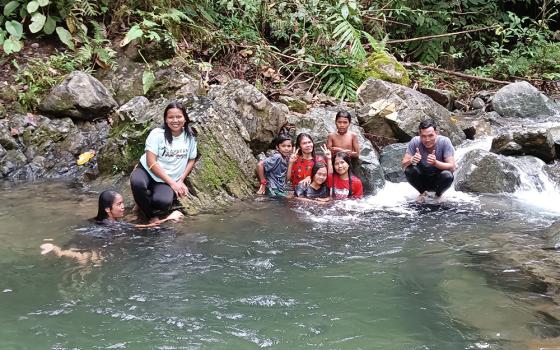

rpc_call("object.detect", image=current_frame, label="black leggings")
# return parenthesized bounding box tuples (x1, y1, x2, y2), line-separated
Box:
(130, 165, 174, 219)
(404, 165, 454, 197)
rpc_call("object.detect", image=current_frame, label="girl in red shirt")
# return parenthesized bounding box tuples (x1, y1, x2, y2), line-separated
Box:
(287, 133, 326, 188)
(328, 152, 363, 199)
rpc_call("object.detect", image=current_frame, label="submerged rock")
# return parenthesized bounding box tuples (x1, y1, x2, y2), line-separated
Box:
(39, 71, 117, 120)
(356, 78, 465, 145)
(454, 150, 521, 193)
(492, 81, 560, 119)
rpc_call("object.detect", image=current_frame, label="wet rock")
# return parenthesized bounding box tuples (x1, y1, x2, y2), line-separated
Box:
(286, 107, 385, 194)
(544, 162, 560, 188)
(418, 87, 455, 111)
(491, 127, 556, 162)
(454, 150, 521, 193)
(0, 149, 27, 177)
(39, 71, 117, 120)
(0, 120, 20, 150)
(492, 81, 560, 119)
(379, 143, 407, 182)
(209, 80, 288, 154)
(356, 78, 465, 145)
(548, 126, 560, 159)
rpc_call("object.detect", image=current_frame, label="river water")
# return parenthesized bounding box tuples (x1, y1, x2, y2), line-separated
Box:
(1, 177, 560, 349)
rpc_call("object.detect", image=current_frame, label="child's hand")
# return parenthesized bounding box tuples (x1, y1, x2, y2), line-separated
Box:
(321, 144, 331, 159)
(257, 184, 266, 195)
(289, 147, 299, 164)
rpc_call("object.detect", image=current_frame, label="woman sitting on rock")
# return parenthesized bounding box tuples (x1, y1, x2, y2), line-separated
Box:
(130, 101, 197, 223)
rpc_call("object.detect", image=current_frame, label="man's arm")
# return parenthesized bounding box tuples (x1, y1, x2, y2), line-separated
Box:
(401, 152, 413, 170)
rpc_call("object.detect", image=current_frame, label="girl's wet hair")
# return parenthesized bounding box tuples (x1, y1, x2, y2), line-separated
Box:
(163, 101, 194, 144)
(273, 133, 293, 148)
(295, 133, 316, 158)
(335, 110, 351, 122)
(333, 152, 353, 197)
(311, 162, 327, 183)
(95, 190, 119, 222)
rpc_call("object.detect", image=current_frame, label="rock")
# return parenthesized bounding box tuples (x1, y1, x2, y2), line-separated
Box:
(548, 126, 560, 159)
(98, 96, 258, 215)
(379, 143, 408, 182)
(360, 52, 410, 86)
(419, 87, 455, 111)
(454, 150, 521, 193)
(0, 119, 20, 150)
(209, 80, 288, 153)
(39, 71, 117, 120)
(452, 110, 493, 140)
(0, 82, 18, 103)
(492, 81, 560, 119)
(286, 107, 385, 194)
(0, 149, 27, 177)
(278, 95, 308, 114)
(471, 97, 485, 110)
(97, 57, 145, 105)
(491, 127, 556, 162)
(116, 96, 151, 123)
(150, 67, 202, 99)
(544, 162, 560, 187)
(356, 78, 465, 145)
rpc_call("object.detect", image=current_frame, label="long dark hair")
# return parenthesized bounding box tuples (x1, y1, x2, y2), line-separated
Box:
(311, 162, 327, 185)
(273, 133, 293, 148)
(95, 190, 119, 222)
(163, 101, 193, 144)
(295, 132, 316, 159)
(333, 152, 353, 197)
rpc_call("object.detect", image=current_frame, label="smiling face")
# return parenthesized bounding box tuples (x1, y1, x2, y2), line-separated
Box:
(313, 166, 328, 185)
(334, 156, 349, 176)
(419, 126, 438, 150)
(165, 107, 186, 136)
(105, 194, 125, 221)
(277, 139, 293, 157)
(298, 136, 314, 156)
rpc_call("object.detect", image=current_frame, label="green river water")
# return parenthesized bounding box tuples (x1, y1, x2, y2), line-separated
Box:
(1, 181, 560, 349)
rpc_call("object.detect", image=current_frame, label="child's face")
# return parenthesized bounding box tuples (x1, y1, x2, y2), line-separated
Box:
(335, 117, 350, 134)
(299, 136, 314, 155)
(334, 157, 349, 175)
(277, 140, 293, 157)
(106, 194, 125, 220)
(313, 167, 328, 185)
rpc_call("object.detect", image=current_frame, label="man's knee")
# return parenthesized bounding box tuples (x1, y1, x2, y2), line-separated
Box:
(404, 165, 421, 179)
(440, 170, 454, 183)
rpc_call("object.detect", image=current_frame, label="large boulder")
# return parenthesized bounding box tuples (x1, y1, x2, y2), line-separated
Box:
(379, 143, 408, 182)
(490, 127, 556, 162)
(452, 110, 493, 140)
(454, 150, 521, 193)
(209, 80, 288, 154)
(356, 78, 465, 145)
(39, 71, 117, 120)
(492, 81, 560, 119)
(286, 107, 385, 194)
(98, 96, 258, 215)
(359, 52, 410, 86)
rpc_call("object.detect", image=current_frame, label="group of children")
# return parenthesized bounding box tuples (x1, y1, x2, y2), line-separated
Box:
(257, 111, 364, 201)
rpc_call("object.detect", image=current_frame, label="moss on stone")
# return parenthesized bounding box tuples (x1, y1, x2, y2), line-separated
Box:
(354, 52, 410, 86)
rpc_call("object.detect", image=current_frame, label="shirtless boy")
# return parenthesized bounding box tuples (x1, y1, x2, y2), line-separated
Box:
(326, 111, 360, 158)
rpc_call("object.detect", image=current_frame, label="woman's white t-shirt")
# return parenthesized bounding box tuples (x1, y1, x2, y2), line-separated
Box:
(139, 128, 197, 182)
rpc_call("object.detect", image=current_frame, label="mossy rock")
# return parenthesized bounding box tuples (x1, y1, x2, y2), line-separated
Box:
(356, 52, 410, 87)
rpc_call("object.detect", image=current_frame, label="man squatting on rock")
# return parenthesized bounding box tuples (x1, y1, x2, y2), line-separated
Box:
(401, 119, 456, 202)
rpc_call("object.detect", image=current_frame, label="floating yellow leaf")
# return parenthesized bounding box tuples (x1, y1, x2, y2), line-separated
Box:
(77, 151, 95, 165)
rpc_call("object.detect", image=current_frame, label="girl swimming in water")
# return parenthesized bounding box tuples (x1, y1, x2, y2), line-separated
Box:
(293, 145, 332, 202)
(287, 133, 326, 188)
(328, 152, 363, 199)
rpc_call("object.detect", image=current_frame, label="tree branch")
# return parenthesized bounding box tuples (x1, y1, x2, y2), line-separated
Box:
(387, 25, 498, 44)
(403, 62, 511, 85)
